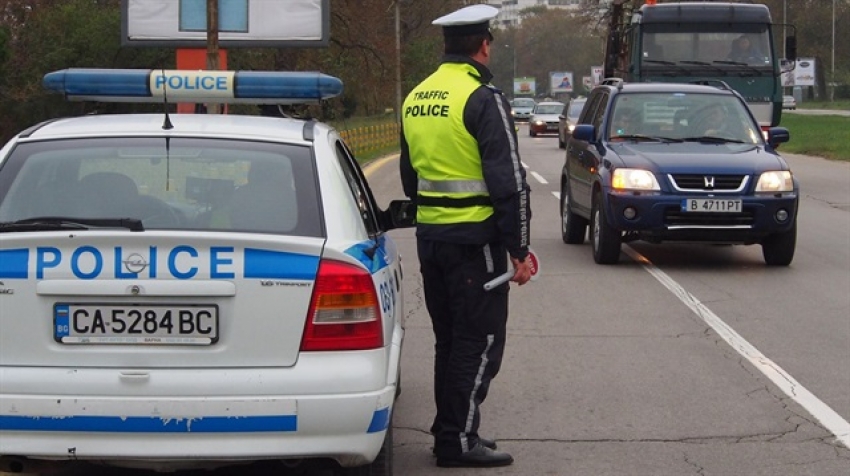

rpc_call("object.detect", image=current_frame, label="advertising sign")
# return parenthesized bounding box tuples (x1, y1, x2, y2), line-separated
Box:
(550, 72, 574, 94)
(582, 76, 593, 90)
(794, 58, 816, 87)
(591, 66, 604, 86)
(514, 77, 536, 96)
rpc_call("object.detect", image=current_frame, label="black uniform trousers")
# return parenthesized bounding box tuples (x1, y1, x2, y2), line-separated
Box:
(417, 238, 509, 458)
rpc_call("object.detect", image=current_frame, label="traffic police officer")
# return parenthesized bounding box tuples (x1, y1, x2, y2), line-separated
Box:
(399, 3, 532, 469)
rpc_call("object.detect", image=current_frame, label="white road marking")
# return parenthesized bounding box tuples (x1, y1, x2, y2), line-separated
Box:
(553, 191, 561, 200)
(623, 246, 850, 449)
(530, 171, 548, 184)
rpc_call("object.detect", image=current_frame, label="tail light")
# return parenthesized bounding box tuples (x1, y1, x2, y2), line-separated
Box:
(300, 259, 383, 351)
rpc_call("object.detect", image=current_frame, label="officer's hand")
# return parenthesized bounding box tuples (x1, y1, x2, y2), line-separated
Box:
(510, 256, 532, 286)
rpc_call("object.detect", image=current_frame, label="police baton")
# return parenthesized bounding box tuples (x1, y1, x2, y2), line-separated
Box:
(483, 248, 540, 291)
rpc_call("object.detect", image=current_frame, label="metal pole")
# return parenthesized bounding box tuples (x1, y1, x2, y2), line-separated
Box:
(831, 0, 835, 101)
(782, 0, 786, 59)
(206, 0, 220, 114)
(395, 1, 402, 122)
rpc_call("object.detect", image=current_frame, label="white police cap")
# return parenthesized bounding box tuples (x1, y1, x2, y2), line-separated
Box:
(432, 4, 499, 38)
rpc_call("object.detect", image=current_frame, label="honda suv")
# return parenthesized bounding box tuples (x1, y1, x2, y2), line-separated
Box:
(561, 79, 797, 265)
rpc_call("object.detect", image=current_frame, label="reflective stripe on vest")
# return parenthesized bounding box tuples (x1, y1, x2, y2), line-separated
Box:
(402, 63, 493, 225)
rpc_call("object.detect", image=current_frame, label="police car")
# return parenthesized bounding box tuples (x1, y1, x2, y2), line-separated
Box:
(0, 69, 414, 474)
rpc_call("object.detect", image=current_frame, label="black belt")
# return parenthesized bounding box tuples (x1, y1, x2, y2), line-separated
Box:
(416, 195, 492, 208)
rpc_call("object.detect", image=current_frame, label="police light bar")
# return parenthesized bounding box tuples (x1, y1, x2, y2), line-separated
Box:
(43, 69, 343, 105)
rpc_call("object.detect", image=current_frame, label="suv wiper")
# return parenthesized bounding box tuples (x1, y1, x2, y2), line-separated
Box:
(681, 136, 747, 144)
(0, 217, 144, 232)
(612, 134, 683, 143)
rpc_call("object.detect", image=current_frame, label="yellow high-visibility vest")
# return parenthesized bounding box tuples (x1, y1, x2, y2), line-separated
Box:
(402, 62, 493, 225)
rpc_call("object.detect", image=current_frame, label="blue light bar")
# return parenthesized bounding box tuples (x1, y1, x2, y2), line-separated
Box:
(43, 69, 343, 104)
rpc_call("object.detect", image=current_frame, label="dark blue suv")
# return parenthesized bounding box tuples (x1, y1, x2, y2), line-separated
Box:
(561, 80, 798, 265)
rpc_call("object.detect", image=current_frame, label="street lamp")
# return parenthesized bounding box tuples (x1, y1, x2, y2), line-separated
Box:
(505, 44, 516, 96)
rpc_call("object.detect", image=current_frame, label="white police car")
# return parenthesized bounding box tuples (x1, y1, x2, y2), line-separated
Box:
(0, 69, 414, 474)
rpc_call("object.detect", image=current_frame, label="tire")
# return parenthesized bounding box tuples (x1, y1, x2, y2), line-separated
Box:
(529, 129, 536, 137)
(762, 219, 796, 266)
(590, 191, 621, 264)
(339, 418, 393, 476)
(561, 181, 587, 244)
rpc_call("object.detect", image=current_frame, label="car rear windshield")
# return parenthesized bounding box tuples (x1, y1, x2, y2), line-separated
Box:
(0, 137, 323, 236)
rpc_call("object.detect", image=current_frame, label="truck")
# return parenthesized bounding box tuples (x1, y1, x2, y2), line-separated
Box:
(602, 0, 796, 127)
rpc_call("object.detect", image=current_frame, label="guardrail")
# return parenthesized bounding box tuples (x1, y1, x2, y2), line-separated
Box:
(339, 122, 400, 157)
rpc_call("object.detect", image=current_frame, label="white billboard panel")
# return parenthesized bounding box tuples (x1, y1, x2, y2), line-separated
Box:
(550, 72, 574, 94)
(514, 77, 536, 96)
(794, 58, 816, 87)
(122, 0, 330, 48)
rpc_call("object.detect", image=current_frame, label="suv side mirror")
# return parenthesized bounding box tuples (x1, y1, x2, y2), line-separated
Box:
(572, 124, 596, 144)
(766, 127, 790, 149)
(380, 199, 416, 230)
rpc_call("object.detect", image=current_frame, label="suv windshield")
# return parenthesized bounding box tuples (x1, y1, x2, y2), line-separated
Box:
(0, 137, 322, 236)
(608, 92, 761, 144)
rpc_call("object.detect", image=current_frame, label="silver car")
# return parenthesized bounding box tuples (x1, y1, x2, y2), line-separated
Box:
(558, 97, 587, 149)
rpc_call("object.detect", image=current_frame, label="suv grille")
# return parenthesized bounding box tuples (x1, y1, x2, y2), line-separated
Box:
(669, 174, 748, 192)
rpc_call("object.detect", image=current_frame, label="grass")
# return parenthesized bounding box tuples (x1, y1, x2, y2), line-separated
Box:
(794, 99, 850, 110)
(778, 113, 850, 161)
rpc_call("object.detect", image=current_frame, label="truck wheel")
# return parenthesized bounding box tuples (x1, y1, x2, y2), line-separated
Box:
(561, 182, 587, 244)
(590, 191, 621, 264)
(762, 219, 796, 266)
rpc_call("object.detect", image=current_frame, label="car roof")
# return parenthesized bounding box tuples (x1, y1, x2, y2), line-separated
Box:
(17, 113, 322, 144)
(597, 81, 738, 96)
(536, 101, 565, 106)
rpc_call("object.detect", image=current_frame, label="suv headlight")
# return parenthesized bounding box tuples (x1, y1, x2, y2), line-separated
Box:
(611, 168, 660, 191)
(755, 171, 793, 192)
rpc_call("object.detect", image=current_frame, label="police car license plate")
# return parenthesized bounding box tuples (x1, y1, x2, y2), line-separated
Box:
(682, 198, 742, 213)
(54, 304, 219, 345)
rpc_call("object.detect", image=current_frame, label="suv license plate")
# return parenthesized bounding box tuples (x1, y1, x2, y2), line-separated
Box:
(682, 198, 742, 213)
(54, 304, 219, 345)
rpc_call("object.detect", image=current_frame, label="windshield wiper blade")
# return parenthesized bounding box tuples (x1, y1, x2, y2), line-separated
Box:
(681, 136, 747, 144)
(1, 217, 145, 232)
(613, 134, 683, 143)
(711, 60, 764, 76)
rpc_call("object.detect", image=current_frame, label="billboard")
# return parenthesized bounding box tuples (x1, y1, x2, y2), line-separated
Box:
(122, 0, 330, 47)
(794, 58, 816, 87)
(591, 66, 604, 86)
(514, 77, 536, 96)
(550, 72, 573, 94)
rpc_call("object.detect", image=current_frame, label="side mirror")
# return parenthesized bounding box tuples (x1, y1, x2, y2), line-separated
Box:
(572, 124, 596, 144)
(767, 127, 790, 149)
(381, 199, 416, 230)
(785, 36, 797, 62)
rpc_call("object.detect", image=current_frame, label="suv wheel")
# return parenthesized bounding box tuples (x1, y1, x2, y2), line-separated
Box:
(590, 191, 622, 264)
(761, 219, 796, 266)
(561, 181, 587, 244)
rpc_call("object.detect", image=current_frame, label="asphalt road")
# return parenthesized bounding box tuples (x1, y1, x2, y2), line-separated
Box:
(5, 125, 849, 476)
(367, 125, 850, 475)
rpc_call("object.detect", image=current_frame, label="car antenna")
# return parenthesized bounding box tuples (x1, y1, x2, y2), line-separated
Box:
(160, 69, 173, 130)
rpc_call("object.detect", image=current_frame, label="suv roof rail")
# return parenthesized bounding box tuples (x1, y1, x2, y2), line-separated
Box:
(688, 79, 733, 91)
(600, 77, 624, 90)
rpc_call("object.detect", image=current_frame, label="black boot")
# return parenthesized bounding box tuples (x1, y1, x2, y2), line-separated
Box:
(431, 437, 497, 456)
(436, 444, 514, 468)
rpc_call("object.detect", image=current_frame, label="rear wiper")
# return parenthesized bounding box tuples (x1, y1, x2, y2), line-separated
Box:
(0, 217, 144, 232)
(681, 136, 747, 144)
(612, 134, 683, 143)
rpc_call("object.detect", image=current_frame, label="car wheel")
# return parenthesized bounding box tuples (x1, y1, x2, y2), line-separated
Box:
(761, 219, 796, 266)
(590, 191, 621, 264)
(529, 129, 536, 137)
(561, 181, 587, 244)
(339, 420, 393, 476)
